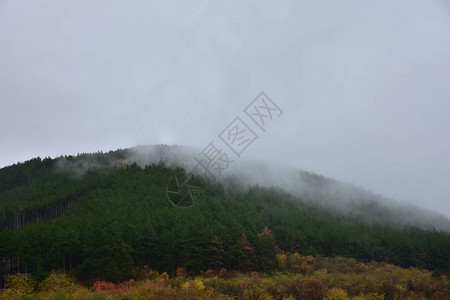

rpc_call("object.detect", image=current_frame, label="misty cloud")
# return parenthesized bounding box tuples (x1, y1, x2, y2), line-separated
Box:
(52, 144, 450, 231)
(1, 0, 449, 216)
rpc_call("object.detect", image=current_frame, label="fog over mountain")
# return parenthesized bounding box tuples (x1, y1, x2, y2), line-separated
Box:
(1, 0, 449, 217)
(53, 144, 450, 231)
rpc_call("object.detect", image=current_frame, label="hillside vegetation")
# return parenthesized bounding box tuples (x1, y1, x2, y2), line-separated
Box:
(0, 146, 449, 297)
(2, 254, 449, 299)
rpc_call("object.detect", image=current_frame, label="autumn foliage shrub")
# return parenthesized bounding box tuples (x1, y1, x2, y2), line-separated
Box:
(93, 280, 120, 292)
(160, 271, 170, 282)
(1, 254, 450, 299)
(298, 279, 328, 300)
(182, 279, 206, 291)
(324, 288, 350, 300)
(218, 268, 228, 279)
(38, 271, 78, 293)
(2, 273, 35, 296)
(205, 269, 216, 278)
(176, 267, 187, 277)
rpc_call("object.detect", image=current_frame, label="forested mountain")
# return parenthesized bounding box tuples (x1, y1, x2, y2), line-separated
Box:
(0, 145, 449, 286)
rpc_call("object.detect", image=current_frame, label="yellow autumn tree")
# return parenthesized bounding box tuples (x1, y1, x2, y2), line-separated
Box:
(2, 273, 35, 296)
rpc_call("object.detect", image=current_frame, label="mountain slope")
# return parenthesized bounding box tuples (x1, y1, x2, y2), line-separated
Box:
(0, 145, 449, 284)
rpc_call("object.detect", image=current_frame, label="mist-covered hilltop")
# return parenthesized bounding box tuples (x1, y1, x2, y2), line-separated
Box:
(0, 145, 449, 284)
(123, 145, 450, 231)
(44, 144, 450, 232)
(1, 144, 450, 231)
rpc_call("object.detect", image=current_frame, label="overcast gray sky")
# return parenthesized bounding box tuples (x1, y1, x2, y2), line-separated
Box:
(1, 0, 449, 216)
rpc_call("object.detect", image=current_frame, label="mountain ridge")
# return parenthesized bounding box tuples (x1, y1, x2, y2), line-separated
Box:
(1, 144, 449, 284)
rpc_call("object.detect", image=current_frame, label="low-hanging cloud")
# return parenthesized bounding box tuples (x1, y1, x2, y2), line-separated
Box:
(1, 0, 449, 217)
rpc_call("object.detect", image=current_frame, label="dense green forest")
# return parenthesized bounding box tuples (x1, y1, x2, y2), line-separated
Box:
(0, 148, 449, 287)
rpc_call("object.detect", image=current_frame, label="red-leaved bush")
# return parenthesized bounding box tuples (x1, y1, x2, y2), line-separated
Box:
(93, 281, 121, 292)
